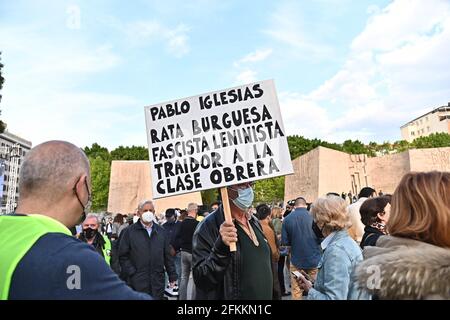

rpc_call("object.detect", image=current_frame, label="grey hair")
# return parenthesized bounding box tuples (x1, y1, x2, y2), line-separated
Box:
(83, 213, 100, 225)
(138, 200, 154, 211)
(187, 203, 198, 211)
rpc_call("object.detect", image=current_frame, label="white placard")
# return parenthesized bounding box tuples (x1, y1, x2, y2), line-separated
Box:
(144, 79, 294, 199)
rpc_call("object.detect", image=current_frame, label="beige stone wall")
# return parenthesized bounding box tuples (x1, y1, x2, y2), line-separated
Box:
(318, 147, 353, 198)
(108, 161, 203, 215)
(367, 152, 410, 195)
(284, 147, 320, 203)
(409, 147, 450, 172)
(347, 153, 372, 196)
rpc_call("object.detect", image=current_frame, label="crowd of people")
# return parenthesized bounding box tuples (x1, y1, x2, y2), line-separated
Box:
(0, 140, 449, 300)
(71, 199, 214, 299)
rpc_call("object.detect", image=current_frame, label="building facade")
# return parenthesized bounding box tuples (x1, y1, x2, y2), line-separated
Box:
(0, 131, 32, 214)
(400, 102, 450, 142)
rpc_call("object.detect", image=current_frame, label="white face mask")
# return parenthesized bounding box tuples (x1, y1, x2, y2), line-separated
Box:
(132, 215, 139, 224)
(141, 210, 155, 223)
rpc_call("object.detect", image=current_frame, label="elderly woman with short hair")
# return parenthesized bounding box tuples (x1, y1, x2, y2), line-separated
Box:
(297, 195, 366, 300)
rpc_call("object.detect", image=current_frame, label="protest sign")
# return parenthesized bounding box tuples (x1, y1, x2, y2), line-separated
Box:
(144, 79, 294, 200)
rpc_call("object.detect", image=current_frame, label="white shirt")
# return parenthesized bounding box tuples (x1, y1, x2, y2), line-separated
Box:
(321, 231, 337, 250)
(141, 221, 153, 237)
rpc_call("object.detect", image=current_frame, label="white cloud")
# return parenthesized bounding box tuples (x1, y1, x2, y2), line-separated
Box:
(235, 48, 273, 66)
(234, 69, 258, 85)
(125, 20, 191, 58)
(4, 91, 143, 149)
(0, 26, 120, 90)
(263, 2, 334, 60)
(166, 24, 191, 58)
(352, 0, 449, 52)
(366, 5, 380, 16)
(0, 24, 145, 149)
(232, 48, 273, 85)
(278, 92, 333, 139)
(279, 0, 450, 143)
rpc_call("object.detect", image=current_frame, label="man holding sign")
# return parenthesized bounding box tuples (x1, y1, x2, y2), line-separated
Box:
(191, 181, 275, 300)
(144, 80, 293, 300)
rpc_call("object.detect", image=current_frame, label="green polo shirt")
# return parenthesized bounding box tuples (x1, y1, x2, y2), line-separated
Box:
(236, 222, 273, 300)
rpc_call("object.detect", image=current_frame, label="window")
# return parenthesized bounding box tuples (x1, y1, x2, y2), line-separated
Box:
(427, 126, 431, 132)
(411, 131, 415, 136)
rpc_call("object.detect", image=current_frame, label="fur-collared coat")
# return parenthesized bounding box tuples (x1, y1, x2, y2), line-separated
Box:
(355, 235, 450, 300)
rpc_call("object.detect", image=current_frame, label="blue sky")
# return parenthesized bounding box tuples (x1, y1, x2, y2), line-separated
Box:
(1, 0, 449, 149)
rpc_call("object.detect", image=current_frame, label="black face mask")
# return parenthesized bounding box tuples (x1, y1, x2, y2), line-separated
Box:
(83, 228, 97, 239)
(74, 179, 92, 225)
(312, 221, 324, 240)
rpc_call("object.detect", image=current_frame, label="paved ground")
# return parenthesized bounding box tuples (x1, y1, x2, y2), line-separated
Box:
(166, 272, 294, 300)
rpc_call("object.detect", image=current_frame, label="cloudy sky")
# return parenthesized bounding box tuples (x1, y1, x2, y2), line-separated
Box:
(1, 0, 449, 149)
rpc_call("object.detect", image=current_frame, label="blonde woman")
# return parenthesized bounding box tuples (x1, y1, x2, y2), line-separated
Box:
(297, 195, 365, 300)
(356, 171, 450, 299)
(271, 207, 283, 238)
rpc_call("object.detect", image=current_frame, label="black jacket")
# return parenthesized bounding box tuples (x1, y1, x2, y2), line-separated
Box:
(173, 217, 199, 253)
(162, 220, 180, 249)
(360, 226, 384, 249)
(118, 220, 177, 299)
(192, 206, 276, 300)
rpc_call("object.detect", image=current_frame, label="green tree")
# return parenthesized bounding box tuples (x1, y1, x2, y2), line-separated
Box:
(342, 139, 368, 154)
(89, 156, 111, 212)
(83, 143, 151, 212)
(392, 140, 410, 153)
(287, 135, 344, 160)
(201, 189, 219, 208)
(0, 52, 6, 133)
(411, 133, 450, 149)
(254, 176, 285, 204)
(111, 145, 149, 160)
(84, 143, 111, 162)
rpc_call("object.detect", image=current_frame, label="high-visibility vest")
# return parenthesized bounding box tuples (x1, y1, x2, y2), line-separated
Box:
(101, 234, 111, 265)
(0, 214, 71, 300)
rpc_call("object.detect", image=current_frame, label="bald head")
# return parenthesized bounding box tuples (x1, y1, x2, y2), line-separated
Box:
(19, 141, 90, 203)
(294, 197, 307, 208)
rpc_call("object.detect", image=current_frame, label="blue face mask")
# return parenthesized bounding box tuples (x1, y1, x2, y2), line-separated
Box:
(232, 187, 254, 211)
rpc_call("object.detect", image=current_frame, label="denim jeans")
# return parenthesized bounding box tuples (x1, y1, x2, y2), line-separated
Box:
(179, 251, 195, 300)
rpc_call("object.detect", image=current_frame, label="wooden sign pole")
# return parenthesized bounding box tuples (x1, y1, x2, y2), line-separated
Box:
(220, 187, 237, 252)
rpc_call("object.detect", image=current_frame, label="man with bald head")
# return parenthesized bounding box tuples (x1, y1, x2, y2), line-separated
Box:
(0, 141, 150, 300)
